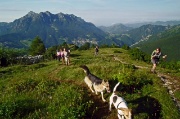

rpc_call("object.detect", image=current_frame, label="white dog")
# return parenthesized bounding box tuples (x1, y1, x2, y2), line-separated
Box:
(109, 82, 132, 119)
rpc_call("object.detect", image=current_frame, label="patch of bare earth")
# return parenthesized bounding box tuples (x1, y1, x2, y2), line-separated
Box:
(83, 90, 118, 119)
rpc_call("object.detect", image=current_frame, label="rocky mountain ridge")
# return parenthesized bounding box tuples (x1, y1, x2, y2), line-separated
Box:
(0, 11, 107, 48)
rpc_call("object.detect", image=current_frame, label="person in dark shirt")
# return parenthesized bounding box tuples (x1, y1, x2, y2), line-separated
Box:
(94, 46, 99, 56)
(151, 48, 167, 73)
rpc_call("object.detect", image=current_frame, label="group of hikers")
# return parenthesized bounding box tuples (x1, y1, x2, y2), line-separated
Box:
(55, 46, 99, 65)
(55, 46, 167, 74)
(56, 48, 70, 65)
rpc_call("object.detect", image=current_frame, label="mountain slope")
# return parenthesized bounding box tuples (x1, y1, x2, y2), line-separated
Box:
(0, 11, 107, 48)
(132, 25, 180, 61)
(105, 24, 168, 46)
(98, 23, 133, 34)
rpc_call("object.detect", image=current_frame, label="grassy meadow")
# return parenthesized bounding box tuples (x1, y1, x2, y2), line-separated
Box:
(0, 48, 180, 119)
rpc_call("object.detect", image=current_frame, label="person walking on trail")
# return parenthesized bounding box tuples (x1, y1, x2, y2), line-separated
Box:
(94, 46, 99, 56)
(151, 48, 167, 73)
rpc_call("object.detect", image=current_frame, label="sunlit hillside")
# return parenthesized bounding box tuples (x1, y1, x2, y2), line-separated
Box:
(0, 48, 180, 119)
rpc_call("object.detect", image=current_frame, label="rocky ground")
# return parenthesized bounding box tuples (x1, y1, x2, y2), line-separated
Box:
(157, 72, 180, 111)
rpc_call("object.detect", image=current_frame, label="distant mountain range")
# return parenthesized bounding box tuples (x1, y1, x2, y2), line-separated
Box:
(101, 24, 169, 46)
(98, 23, 133, 34)
(124, 20, 180, 28)
(98, 21, 180, 34)
(99, 22, 180, 61)
(0, 11, 107, 48)
(132, 25, 180, 61)
(0, 11, 180, 61)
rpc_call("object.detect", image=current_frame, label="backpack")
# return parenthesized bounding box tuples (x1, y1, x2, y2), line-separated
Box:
(95, 48, 99, 52)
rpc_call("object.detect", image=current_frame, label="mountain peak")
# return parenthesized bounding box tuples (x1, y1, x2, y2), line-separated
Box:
(0, 11, 107, 48)
(40, 11, 53, 16)
(27, 11, 37, 16)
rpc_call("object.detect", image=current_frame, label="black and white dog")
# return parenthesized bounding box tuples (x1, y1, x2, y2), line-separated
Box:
(109, 82, 132, 119)
(80, 65, 110, 102)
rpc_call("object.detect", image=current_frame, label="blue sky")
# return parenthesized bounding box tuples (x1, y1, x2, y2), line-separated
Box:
(0, 0, 180, 26)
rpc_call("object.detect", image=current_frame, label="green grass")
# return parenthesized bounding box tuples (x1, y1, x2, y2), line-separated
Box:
(0, 48, 180, 119)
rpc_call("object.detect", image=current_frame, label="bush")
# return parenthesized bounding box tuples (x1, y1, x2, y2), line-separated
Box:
(159, 61, 180, 71)
(128, 48, 150, 62)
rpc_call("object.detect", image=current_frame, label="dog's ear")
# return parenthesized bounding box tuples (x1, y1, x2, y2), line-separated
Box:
(118, 108, 132, 118)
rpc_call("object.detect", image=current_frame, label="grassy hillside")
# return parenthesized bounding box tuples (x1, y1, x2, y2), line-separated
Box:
(0, 48, 180, 119)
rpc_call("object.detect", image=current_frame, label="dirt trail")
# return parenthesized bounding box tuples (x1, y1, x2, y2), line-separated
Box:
(84, 92, 115, 119)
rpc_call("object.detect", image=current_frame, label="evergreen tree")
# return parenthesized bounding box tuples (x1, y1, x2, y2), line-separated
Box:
(29, 36, 46, 56)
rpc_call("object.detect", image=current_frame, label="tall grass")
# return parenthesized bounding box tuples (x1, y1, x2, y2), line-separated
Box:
(0, 48, 180, 119)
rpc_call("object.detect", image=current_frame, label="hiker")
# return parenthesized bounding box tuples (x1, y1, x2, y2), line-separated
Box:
(151, 48, 167, 73)
(56, 49, 61, 61)
(63, 48, 70, 65)
(60, 48, 65, 64)
(94, 46, 99, 56)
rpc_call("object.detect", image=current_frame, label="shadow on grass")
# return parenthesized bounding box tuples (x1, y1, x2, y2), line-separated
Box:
(0, 70, 11, 75)
(70, 54, 81, 57)
(83, 88, 111, 119)
(0, 99, 46, 119)
(108, 80, 161, 118)
(109, 79, 153, 94)
(130, 96, 162, 119)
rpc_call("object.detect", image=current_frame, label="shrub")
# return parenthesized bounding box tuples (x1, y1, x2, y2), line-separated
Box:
(128, 48, 150, 62)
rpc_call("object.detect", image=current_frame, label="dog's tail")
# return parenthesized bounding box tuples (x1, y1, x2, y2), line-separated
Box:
(80, 65, 90, 75)
(113, 82, 120, 93)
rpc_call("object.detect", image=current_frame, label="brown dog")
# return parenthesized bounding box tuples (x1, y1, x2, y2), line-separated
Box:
(80, 65, 110, 102)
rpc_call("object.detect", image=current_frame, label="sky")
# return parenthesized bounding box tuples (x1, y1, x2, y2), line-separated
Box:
(0, 0, 180, 26)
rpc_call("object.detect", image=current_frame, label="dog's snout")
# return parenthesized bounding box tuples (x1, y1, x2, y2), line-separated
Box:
(106, 87, 111, 93)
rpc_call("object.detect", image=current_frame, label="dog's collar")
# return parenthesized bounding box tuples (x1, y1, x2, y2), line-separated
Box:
(117, 101, 125, 119)
(117, 101, 124, 109)
(117, 101, 129, 119)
